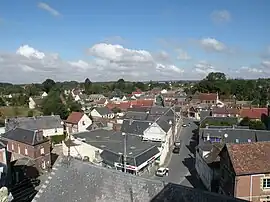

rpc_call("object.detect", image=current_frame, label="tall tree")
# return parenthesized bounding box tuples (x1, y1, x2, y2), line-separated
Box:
(84, 78, 92, 94)
(42, 79, 56, 93)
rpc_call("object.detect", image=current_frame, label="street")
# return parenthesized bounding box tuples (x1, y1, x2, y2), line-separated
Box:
(153, 118, 205, 189)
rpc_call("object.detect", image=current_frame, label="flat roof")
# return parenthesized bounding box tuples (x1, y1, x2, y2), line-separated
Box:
(72, 129, 161, 158)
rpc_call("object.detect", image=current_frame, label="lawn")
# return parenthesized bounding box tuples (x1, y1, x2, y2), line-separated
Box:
(0, 106, 42, 124)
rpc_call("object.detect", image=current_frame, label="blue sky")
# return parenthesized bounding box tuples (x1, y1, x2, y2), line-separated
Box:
(0, 0, 269, 83)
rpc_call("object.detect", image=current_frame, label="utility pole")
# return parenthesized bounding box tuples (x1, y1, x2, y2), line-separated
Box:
(123, 133, 127, 173)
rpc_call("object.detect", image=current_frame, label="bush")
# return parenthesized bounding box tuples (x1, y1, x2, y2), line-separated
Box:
(50, 134, 67, 144)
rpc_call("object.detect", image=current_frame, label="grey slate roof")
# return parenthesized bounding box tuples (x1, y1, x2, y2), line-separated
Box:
(123, 111, 148, 120)
(72, 129, 161, 166)
(121, 119, 152, 135)
(200, 116, 238, 126)
(151, 183, 247, 202)
(1, 128, 48, 145)
(5, 115, 62, 132)
(94, 107, 112, 116)
(34, 158, 247, 202)
(200, 110, 211, 121)
(200, 128, 270, 144)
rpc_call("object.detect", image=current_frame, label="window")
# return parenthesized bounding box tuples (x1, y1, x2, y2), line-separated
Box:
(40, 147, 45, 155)
(25, 148, 28, 155)
(18, 145, 20, 154)
(11, 143, 14, 150)
(41, 161, 46, 169)
(82, 121, 85, 125)
(262, 178, 270, 189)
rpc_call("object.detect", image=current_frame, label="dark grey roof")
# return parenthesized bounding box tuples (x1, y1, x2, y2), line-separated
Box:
(200, 110, 211, 121)
(94, 107, 112, 115)
(254, 130, 270, 142)
(1, 128, 48, 146)
(86, 121, 107, 131)
(5, 115, 62, 132)
(0, 140, 6, 149)
(34, 158, 247, 202)
(151, 183, 247, 202)
(34, 157, 164, 202)
(200, 128, 261, 143)
(121, 119, 152, 135)
(122, 111, 148, 120)
(72, 129, 161, 166)
(156, 117, 171, 133)
(150, 106, 171, 115)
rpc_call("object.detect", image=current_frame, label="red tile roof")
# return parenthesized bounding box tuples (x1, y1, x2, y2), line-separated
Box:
(130, 100, 153, 107)
(226, 142, 270, 175)
(239, 108, 268, 119)
(198, 93, 217, 101)
(66, 112, 84, 124)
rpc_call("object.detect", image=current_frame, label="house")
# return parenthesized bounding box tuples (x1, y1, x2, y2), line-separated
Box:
(195, 142, 223, 192)
(89, 94, 106, 102)
(62, 129, 161, 175)
(219, 142, 270, 201)
(32, 157, 247, 202)
(41, 92, 48, 98)
(239, 107, 269, 121)
(188, 106, 200, 120)
(5, 115, 64, 137)
(212, 107, 240, 118)
(65, 112, 92, 134)
(132, 89, 143, 97)
(1, 128, 51, 182)
(96, 98, 108, 107)
(90, 107, 114, 119)
(0, 141, 8, 187)
(199, 93, 218, 105)
(28, 96, 43, 109)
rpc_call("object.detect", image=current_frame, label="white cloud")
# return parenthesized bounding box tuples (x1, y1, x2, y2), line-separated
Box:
(176, 49, 191, 60)
(0, 44, 186, 83)
(193, 61, 218, 76)
(211, 10, 231, 23)
(38, 2, 61, 17)
(200, 38, 226, 52)
(261, 60, 270, 68)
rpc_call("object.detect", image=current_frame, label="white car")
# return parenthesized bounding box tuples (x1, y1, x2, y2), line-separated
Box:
(155, 167, 169, 177)
(182, 124, 187, 127)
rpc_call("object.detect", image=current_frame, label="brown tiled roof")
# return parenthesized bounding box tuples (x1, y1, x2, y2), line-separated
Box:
(239, 108, 268, 119)
(199, 93, 217, 101)
(226, 142, 270, 175)
(66, 112, 84, 124)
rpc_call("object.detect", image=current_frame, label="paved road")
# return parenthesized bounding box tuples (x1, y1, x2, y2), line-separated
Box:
(153, 118, 205, 189)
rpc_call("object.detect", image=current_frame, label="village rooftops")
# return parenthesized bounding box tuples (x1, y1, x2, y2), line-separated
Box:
(65, 111, 84, 124)
(225, 141, 270, 176)
(1, 128, 48, 146)
(33, 157, 247, 202)
(5, 115, 62, 132)
(70, 129, 161, 167)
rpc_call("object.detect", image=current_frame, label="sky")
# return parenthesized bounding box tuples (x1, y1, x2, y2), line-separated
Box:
(0, 0, 269, 83)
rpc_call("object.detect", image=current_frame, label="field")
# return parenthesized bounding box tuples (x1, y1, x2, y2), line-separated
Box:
(0, 106, 42, 125)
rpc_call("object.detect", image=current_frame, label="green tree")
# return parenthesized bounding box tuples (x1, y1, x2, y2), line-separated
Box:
(41, 89, 68, 119)
(206, 72, 226, 81)
(84, 78, 92, 94)
(42, 79, 56, 93)
(112, 107, 121, 114)
(27, 110, 34, 117)
(0, 97, 6, 106)
(239, 117, 250, 126)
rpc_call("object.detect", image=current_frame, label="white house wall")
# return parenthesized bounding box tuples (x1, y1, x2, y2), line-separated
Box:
(90, 109, 102, 118)
(143, 122, 166, 142)
(78, 114, 92, 132)
(62, 139, 102, 162)
(43, 128, 64, 137)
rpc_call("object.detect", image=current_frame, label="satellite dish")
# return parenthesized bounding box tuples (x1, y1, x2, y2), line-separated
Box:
(224, 133, 228, 138)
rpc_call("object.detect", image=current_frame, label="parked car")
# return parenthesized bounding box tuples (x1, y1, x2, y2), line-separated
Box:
(173, 146, 180, 154)
(182, 124, 187, 127)
(155, 167, 169, 177)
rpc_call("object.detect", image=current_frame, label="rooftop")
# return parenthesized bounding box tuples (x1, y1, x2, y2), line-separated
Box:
(226, 141, 270, 175)
(33, 157, 247, 202)
(72, 129, 161, 159)
(66, 112, 84, 124)
(5, 115, 62, 132)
